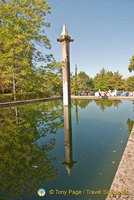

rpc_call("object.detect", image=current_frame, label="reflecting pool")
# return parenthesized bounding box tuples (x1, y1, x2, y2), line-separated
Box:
(0, 99, 134, 200)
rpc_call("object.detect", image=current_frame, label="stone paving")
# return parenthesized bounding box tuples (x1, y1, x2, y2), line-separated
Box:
(0, 96, 134, 108)
(106, 125, 134, 200)
(71, 96, 134, 100)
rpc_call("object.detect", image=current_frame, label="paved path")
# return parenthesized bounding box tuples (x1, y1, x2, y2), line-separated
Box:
(106, 125, 134, 200)
(71, 96, 134, 100)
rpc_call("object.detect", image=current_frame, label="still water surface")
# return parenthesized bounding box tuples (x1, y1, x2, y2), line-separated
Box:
(0, 99, 134, 200)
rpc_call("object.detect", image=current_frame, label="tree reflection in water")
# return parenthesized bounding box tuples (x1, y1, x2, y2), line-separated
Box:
(127, 118, 134, 133)
(0, 100, 64, 200)
(95, 99, 122, 111)
(72, 99, 134, 133)
(72, 99, 122, 124)
(0, 99, 133, 199)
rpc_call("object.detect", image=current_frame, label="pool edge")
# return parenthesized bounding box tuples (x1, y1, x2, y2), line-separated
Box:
(106, 124, 134, 200)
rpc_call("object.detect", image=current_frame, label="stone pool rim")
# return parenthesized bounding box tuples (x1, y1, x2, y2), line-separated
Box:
(0, 95, 134, 108)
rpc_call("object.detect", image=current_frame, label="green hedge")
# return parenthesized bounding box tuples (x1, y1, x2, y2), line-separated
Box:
(0, 92, 51, 103)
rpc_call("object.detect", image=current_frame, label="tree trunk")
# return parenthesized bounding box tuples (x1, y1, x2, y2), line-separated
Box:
(12, 73, 16, 101)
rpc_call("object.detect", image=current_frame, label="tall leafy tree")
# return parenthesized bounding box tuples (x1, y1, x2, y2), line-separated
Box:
(0, 0, 51, 95)
(77, 71, 93, 92)
(93, 68, 113, 91)
(110, 71, 125, 90)
(37, 58, 62, 95)
(94, 68, 125, 91)
(125, 76, 134, 91)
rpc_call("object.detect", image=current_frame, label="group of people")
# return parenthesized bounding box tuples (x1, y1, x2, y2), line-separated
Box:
(78, 89, 134, 97)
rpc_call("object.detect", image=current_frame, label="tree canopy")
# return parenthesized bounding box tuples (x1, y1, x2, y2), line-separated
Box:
(77, 71, 93, 92)
(128, 55, 134, 72)
(0, 0, 56, 94)
(70, 67, 133, 94)
(125, 76, 134, 91)
(93, 68, 125, 91)
(0, 0, 63, 96)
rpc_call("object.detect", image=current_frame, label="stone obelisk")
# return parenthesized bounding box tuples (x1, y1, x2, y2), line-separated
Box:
(57, 24, 74, 106)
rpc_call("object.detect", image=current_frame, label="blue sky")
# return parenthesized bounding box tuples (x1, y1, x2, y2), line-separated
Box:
(43, 0, 134, 78)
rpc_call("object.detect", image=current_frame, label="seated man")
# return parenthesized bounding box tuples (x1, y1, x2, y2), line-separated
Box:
(95, 92, 99, 97)
(122, 92, 126, 96)
(126, 92, 129, 96)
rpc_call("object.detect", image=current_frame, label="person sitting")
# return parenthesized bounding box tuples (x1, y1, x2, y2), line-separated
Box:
(101, 91, 105, 96)
(129, 92, 133, 97)
(95, 91, 100, 97)
(122, 91, 126, 96)
(108, 90, 112, 97)
(126, 91, 129, 96)
(118, 91, 121, 96)
(111, 91, 116, 96)
(91, 92, 95, 96)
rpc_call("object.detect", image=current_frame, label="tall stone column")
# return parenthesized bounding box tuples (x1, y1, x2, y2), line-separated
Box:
(57, 24, 74, 106)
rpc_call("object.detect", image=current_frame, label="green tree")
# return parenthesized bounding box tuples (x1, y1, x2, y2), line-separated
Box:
(0, 0, 51, 95)
(125, 76, 134, 91)
(128, 55, 134, 72)
(93, 68, 113, 91)
(93, 68, 124, 91)
(37, 59, 62, 95)
(77, 71, 93, 92)
(110, 71, 125, 90)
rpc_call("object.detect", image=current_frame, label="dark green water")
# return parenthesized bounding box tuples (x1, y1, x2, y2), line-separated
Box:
(0, 99, 134, 200)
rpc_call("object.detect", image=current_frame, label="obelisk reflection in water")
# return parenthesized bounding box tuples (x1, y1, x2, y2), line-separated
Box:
(62, 106, 77, 175)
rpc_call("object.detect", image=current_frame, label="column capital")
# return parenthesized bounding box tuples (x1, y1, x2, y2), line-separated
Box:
(57, 24, 74, 43)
